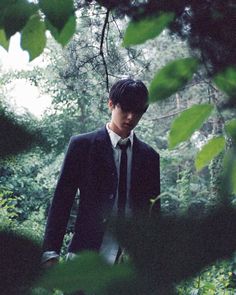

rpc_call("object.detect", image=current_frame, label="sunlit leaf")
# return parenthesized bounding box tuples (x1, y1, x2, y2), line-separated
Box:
(0, 29, 9, 51)
(45, 15, 76, 47)
(223, 149, 236, 194)
(21, 14, 46, 61)
(213, 67, 236, 97)
(39, 0, 74, 32)
(195, 136, 225, 171)
(168, 104, 214, 149)
(122, 12, 175, 46)
(38, 251, 134, 294)
(225, 119, 236, 144)
(149, 58, 199, 102)
(3, 0, 38, 39)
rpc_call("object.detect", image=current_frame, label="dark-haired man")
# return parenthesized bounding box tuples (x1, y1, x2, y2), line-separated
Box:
(42, 78, 160, 267)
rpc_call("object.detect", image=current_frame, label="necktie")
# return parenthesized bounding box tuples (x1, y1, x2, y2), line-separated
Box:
(117, 139, 130, 216)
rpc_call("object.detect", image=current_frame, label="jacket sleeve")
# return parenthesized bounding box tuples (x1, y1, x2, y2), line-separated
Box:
(42, 136, 82, 253)
(149, 151, 161, 216)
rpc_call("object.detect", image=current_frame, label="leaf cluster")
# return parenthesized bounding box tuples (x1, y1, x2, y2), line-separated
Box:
(0, 0, 76, 60)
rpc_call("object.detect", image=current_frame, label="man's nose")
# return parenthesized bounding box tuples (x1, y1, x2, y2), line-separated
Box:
(126, 112, 135, 120)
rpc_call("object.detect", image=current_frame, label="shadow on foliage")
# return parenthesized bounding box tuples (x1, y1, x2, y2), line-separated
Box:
(0, 230, 42, 295)
(0, 108, 49, 158)
(114, 205, 236, 294)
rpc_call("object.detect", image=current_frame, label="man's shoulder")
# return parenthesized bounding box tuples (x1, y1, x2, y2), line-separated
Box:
(135, 136, 159, 157)
(69, 126, 107, 147)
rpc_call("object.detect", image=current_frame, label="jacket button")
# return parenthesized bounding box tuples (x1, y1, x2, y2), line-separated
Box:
(109, 194, 114, 199)
(103, 218, 107, 223)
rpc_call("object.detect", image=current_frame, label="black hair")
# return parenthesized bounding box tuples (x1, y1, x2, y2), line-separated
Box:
(109, 78, 149, 114)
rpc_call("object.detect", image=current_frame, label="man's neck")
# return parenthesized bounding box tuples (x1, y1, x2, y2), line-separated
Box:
(108, 123, 130, 139)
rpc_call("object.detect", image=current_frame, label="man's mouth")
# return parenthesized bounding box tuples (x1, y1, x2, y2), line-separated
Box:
(124, 122, 132, 128)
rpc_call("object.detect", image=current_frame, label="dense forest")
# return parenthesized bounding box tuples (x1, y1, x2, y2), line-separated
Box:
(1, 1, 236, 294)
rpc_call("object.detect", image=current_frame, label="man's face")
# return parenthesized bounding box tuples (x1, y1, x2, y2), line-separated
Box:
(108, 99, 146, 138)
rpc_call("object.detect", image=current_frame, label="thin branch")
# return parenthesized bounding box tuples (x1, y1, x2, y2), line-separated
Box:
(111, 12, 123, 38)
(149, 109, 188, 121)
(100, 8, 110, 93)
(77, 53, 100, 68)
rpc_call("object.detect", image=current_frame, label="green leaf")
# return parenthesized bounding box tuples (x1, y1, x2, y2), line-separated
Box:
(225, 119, 236, 144)
(213, 67, 236, 97)
(38, 251, 134, 294)
(3, 0, 38, 39)
(168, 104, 214, 149)
(223, 149, 236, 194)
(149, 58, 199, 102)
(45, 15, 76, 47)
(195, 136, 225, 171)
(0, 29, 9, 50)
(122, 12, 175, 47)
(39, 0, 74, 32)
(21, 15, 46, 61)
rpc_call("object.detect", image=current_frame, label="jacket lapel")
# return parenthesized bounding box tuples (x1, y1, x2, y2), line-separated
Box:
(95, 126, 116, 169)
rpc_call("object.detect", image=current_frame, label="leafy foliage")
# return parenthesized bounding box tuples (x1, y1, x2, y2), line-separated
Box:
(0, 106, 47, 158)
(0, 0, 76, 60)
(214, 67, 236, 98)
(0, 29, 9, 50)
(195, 136, 226, 171)
(122, 12, 175, 46)
(168, 104, 214, 149)
(21, 14, 46, 61)
(225, 119, 236, 145)
(2, 0, 38, 39)
(149, 58, 199, 102)
(38, 252, 134, 295)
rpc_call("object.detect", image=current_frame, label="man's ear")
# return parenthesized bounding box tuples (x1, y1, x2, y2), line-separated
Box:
(108, 99, 114, 110)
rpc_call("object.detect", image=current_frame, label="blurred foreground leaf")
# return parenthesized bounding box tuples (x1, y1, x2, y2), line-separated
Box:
(21, 14, 46, 61)
(122, 12, 175, 46)
(149, 57, 199, 102)
(0, 107, 47, 158)
(39, 0, 74, 32)
(45, 15, 76, 47)
(0, 230, 41, 295)
(214, 67, 236, 97)
(2, 0, 37, 39)
(225, 119, 236, 144)
(223, 149, 236, 194)
(168, 104, 213, 149)
(38, 251, 134, 295)
(115, 206, 236, 293)
(0, 29, 9, 50)
(195, 136, 225, 171)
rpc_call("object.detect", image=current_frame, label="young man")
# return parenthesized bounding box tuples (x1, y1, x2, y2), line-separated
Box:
(42, 78, 160, 267)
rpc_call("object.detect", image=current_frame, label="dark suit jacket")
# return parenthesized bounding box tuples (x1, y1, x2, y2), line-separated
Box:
(43, 126, 160, 254)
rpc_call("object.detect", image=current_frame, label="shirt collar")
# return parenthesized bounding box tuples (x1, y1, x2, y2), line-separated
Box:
(106, 123, 134, 148)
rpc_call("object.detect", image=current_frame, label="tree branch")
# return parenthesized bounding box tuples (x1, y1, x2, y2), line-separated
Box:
(100, 9, 110, 93)
(149, 108, 188, 121)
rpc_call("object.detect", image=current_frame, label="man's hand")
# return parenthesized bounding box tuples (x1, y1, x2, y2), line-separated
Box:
(41, 257, 59, 269)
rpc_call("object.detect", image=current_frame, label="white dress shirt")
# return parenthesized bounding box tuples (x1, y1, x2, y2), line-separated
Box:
(98, 124, 134, 263)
